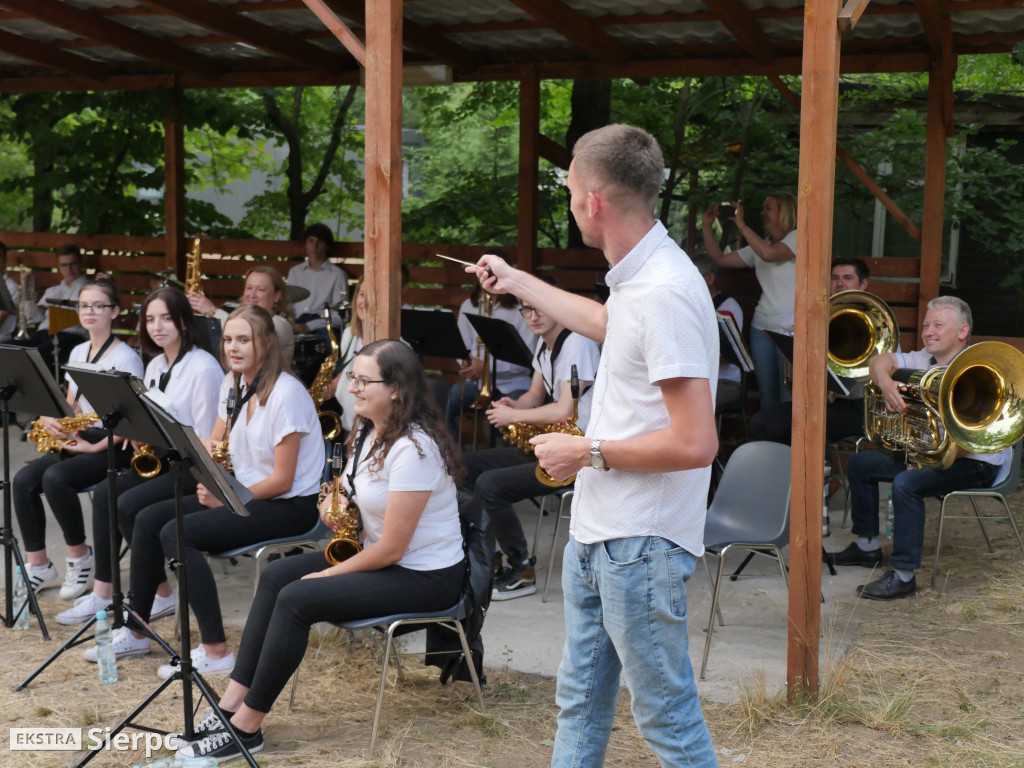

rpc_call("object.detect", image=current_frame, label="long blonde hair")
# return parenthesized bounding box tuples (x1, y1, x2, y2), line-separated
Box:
(222, 304, 285, 406)
(768, 191, 798, 243)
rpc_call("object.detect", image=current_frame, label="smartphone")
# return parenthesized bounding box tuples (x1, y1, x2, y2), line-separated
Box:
(718, 203, 736, 220)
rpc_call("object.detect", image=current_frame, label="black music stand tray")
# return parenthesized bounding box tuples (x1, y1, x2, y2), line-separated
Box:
(15, 366, 258, 768)
(466, 314, 534, 373)
(400, 307, 469, 361)
(0, 345, 74, 640)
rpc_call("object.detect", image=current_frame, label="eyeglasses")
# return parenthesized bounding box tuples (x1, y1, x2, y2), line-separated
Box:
(345, 371, 391, 392)
(519, 306, 541, 318)
(76, 302, 115, 314)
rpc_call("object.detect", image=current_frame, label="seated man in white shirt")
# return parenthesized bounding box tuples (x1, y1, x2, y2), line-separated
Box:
(461, 299, 600, 600)
(287, 222, 349, 345)
(829, 296, 1012, 600)
(689, 252, 744, 407)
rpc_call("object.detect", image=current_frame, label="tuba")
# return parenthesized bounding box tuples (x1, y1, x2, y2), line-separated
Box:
(27, 412, 101, 456)
(320, 444, 361, 565)
(828, 290, 900, 381)
(212, 387, 235, 474)
(865, 341, 1024, 469)
(131, 443, 162, 478)
(501, 366, 583, 488)
(307, 304, 341, 440)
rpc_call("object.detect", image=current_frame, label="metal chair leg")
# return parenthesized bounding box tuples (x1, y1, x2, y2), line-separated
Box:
(931, 496, 950, 588)
(701, 554, 725, 627)
(970, 498, 995, 553)
(701, 546, 730, 680)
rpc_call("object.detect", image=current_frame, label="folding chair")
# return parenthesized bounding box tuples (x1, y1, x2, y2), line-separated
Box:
(540, 488, 574, 603)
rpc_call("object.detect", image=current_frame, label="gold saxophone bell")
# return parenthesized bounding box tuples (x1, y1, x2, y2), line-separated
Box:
(320, 480, 362, 565)
(865, 341, 1024, 469)
(131, 443, 162, 478)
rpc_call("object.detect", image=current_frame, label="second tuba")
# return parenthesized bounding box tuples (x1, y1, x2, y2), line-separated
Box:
(828, 290, 900, 381)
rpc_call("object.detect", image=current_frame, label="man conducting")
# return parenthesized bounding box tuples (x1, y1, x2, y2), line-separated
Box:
(471, 124, 719, 767)
(829, 296, 1012, 600)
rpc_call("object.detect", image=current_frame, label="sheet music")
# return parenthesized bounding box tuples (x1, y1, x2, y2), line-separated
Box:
(717, 313, 754, 372)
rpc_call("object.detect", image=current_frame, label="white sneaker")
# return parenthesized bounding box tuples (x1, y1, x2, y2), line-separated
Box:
(27, 561, 61, 594)
(158, 645, 235, 680)
(150, 590, 177, 621)
(166, 707, 224, 750)
(59, 548, 94, 600)
(83, 626, 151, 662)
(56, 592, 108, 625)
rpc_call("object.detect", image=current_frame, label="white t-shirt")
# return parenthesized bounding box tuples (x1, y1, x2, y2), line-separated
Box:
(457, 298, 534, 395)
(893, 347, 1011, 485)
(715, 295, 744, 386)
(217, 372, 323, 498)
(144, 347, 224, 439)
(66, 339, 144, 414)
(0, 273, 18, 341)
(532, 331, 601, 432)
(736, 229, 797, 333)
(348, 426, 463, 571)
(333, 326, 363, 432)
(572, 222, 718, 557)
(38, 276, 87, 331)
(287, 259, 349, 331)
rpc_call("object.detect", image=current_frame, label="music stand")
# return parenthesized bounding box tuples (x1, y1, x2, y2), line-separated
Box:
(0, 345, 73, 640)
(466, 314, 534, 372)
(16, 366, 257, 767)
(400, 307, 469, 360)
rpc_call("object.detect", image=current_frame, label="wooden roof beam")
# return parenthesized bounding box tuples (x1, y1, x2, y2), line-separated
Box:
(507, 0, 629, 66)
(0, 27, 111, 81)
(913, 0, 947, 55)
(138, 0, 350, 72)
(1, 0, 223, 79)
(301, 0, 365, 66)
(838, 0, 872, 32)
(701, 0, 777, 64)
(320, 0, 482, 74)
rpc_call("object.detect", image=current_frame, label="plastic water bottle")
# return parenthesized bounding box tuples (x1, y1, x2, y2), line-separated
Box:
(885, 492, 895, 540)
(95, 610, 118, 684)
(13, 566, 30, 630)
(132, 758, 217, 768)
(822, 461, 832, 538)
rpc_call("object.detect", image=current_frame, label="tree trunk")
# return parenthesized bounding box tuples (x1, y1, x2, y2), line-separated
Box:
(565, 79, 611, 249)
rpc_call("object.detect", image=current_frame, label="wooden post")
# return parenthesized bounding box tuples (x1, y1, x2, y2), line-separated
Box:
(517, 66, 540, 274)
(163, 91, 185, 277)
(363, 0, 403, 343)
(788, 0, 842, 702)
(918, 52, 951, 327)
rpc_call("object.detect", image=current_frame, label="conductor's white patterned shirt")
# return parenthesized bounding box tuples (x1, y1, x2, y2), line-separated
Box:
(570, 221, 718, 557)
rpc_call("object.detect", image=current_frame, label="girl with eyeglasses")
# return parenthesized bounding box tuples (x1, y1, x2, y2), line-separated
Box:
(87, 305, 322, 678)
(58, 287, 224, 627)
(14, 278, 143, 601)
(173, 339, 465, 762)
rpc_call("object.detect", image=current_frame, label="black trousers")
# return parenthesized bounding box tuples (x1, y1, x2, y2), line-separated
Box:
(749, 397, 865, 446)
(232, 551, 464, 713)
(129, 493, 318, 644)
(13, 437, 130, 553)
(462, 447, 557, 565)
(91, 471, 198, 584)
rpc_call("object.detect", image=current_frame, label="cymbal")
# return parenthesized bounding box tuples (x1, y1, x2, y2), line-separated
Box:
(145, 268, 186, 289)
(285, 285, 311, 303)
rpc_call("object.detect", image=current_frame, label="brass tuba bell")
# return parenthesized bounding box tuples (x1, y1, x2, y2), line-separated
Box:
(828, 290, 900, 381)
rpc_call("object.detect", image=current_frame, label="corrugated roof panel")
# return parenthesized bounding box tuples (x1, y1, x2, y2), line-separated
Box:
(846, 14, 924, 40)
(112, 14, 216, 39)
(404, 0, 530, 26)
(241, 9, 335, 34)
(0, 19, 80, 42)
(561, 0, 705, 13)
(449, 28, 576, 52)
(605, 21, 734, 47)
(952, 9, 1024, 35)
(68, 0, 143, 9)
(82, 45, 146, 63)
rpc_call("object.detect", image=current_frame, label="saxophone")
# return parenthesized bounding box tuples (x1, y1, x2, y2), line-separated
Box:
(185, 236, 203, 296)
(500, 365, 583, 488)
(15, 264, 35, 340)
(131, 443, 162, 478)
(307, 304, 340, 440)
(27, 412, 101, 456)
(319, 444, 361, 565)
(212, 387, 235, 474)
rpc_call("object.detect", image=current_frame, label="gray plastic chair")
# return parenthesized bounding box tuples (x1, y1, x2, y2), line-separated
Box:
(700, 441, 791, 680)
(931, 441, 1024, 589)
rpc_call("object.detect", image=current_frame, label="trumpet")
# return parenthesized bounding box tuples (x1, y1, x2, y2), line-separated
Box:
(471, 291, 493, 410)
(212, 387, 234, 474)
(131, 443, 162, 478)
(26, 412, 101, 455)
(320, 443, 361, 565)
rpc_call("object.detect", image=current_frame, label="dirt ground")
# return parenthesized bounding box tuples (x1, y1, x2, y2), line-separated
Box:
(3, 494, 1024, 768)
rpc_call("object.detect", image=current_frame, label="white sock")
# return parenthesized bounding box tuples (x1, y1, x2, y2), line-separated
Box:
(70, 547, 93, 564)
(895, 568, 915, 582)
(857, 537, 880, 552)
(30, 562, 52, 572)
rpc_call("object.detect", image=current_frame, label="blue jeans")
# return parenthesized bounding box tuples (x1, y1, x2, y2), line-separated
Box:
(552, 536, 718, 768)
(749, 327, 789, 412)
(848, 450, 997, 571)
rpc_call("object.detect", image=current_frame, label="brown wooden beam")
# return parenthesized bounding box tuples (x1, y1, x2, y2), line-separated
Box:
(769, 74, 923, 244)
(1, 0, 223, 79)
(0, 28, 111, 81)
(538, 135, 572, 171)
(322, 0, 482, 74)
(838, 0, 873, 31)
(789, 0, 841, 704)
(701, 0, 777, 64)
(139, 0, 349, 72)
(518, 67, 540, 275)
(913, 0, 947, 55)
(918, 51, 952, 328)
(301, 0, 366, 67)
(163, 95, 186, 278)
(507, 0, 629, 65)
(363, 0, 403, 343)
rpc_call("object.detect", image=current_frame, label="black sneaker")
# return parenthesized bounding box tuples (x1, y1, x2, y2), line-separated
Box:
(167, 706, 226, 749)
(492, 560, 536, 601)
(175, 727, 263, 763)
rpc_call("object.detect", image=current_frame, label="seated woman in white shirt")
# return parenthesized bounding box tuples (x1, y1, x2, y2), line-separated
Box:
(174, 339, 465, 763)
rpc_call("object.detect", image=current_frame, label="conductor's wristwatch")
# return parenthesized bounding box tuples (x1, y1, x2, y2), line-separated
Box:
(589, 439, 609, 472)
